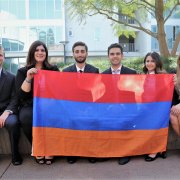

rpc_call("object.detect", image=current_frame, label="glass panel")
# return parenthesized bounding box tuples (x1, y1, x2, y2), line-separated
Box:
(55, 0, 62, 18)
(29, 26, 63, 48)
(172, 7, 180, 18)
(29, 0, 37, 19)
(151, 25, 159, 50)
(37, 0, 46, 19)
(55, 0, 61, 10)
(0, 0, 25, 19)
(0, 0, 9, 12)
(46, 0, 54, 18)
(55, 26, 62, 44)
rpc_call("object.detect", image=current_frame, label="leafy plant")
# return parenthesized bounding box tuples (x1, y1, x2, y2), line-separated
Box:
(57, 56, 178, 73)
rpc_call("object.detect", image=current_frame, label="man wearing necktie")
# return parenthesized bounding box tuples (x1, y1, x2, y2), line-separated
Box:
(63, 41, 99, 164)
(63, 41, 99, 74)
(102, 43, 136, 165)
(103, 43, 136, 75)
(0, 46, 22, 165)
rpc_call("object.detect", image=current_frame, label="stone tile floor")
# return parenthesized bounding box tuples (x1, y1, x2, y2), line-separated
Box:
(1, 150, 180, 180)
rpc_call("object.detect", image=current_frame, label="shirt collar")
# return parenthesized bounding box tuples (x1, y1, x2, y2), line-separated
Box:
(0, 67, 2, 78)
(148, 71, 155, 74)
(111, 65, 122, 74)
(76, 64, 85, 73)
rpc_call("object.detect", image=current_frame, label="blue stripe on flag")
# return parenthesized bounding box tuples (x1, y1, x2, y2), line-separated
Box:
(33, 97, 170, 130)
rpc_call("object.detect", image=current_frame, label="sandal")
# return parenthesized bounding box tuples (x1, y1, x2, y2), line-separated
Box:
(45, 157, 54, 165)
(35, 156, 45, 164)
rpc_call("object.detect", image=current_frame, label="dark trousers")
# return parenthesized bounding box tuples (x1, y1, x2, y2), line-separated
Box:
(19, 106, 33, 144)
(4, 114, 20, 157)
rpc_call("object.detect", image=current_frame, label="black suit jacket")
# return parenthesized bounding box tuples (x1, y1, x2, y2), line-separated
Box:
(0, 69, 18, 114)
(63, 63, 99, 73)
(102, 65, 136, 74)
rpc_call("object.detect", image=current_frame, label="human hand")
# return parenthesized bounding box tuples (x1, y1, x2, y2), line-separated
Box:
(173, 74, 177, 86)
(0, 111, 9, 128)
(26, 68, 38, 81)
(171, 104, 180, 116)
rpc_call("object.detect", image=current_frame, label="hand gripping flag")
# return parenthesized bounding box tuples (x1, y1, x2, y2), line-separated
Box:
(32, 70, 174, 157)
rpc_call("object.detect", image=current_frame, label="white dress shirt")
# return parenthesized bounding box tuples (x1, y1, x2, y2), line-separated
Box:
(111, 65, 122, 74)
(76, 65, 85, 73)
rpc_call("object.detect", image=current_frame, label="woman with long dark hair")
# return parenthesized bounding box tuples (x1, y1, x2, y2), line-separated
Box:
(15, 40, 59, 165)
(143, 52, 167, 162)
(170, 55, 180, 135)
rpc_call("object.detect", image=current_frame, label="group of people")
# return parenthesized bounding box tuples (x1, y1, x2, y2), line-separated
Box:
(0, 40, 180, 166)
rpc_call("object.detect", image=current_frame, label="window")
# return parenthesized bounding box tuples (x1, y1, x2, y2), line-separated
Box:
(29, 0, 62, 19)
(0, 0, 25, 19)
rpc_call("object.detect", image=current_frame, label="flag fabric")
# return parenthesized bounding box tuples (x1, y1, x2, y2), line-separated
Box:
(32, 70, 174, 157)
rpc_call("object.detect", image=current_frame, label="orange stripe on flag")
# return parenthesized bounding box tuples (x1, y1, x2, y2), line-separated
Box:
(32, 127, 168, 157)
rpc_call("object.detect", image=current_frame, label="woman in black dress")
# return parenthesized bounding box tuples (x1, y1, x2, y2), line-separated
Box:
(15, 40, 59, 165)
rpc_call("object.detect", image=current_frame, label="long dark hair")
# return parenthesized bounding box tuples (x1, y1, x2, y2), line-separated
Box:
(176, 55, 180, 85)
(26, 40, 51, 69)
(143, 52, 163, 74)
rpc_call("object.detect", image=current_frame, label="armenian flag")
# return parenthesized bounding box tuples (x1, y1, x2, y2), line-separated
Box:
(32, 70, 174, 157)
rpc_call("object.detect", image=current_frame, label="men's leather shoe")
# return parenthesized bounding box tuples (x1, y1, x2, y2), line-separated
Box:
(88, 158, 97, 163)
(98, 158, 110, 162)
(118, 157, 130, 165)
(159, 151, 167, 159)
(12, 155, 23, 166)
(67, 157, 77, 164)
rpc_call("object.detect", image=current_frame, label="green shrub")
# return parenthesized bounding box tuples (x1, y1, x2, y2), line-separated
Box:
(57, 56, 178, 73)
(161, 56, 176, 73)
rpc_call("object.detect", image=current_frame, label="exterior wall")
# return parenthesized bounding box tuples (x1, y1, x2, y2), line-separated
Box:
(65, 14, 118, 56)
(136, 31, 151, 56)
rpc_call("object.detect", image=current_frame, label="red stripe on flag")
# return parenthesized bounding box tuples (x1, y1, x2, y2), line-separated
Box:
(34, 70, 173, 103)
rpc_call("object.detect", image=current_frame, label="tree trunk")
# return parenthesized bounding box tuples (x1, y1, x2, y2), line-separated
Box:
(157, 23, 170, 57)
(155, 0, 170, 57)
(171, 32, 180, 56)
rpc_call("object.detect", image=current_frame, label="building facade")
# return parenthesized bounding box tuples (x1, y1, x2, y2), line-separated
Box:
(0, 0, 65, 51)
(0, 0, 180, 62)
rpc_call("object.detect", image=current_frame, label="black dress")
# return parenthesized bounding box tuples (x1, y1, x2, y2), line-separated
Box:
(15, 65, 59, 143)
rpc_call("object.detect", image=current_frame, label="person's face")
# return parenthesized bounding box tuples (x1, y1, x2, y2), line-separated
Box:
(145, 56, 156, 73)
(108, 48, 123, 67)
(34, 45, 46, 63)
(0, 50, 4, 67)
(73, 45, 87, 63)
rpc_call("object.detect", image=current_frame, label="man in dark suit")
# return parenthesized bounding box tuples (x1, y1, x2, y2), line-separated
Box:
(102, 43, 136, 165)
(63, 41, 99, 164)
(0, 46, 22, 165)
(63, 41, 99, 74)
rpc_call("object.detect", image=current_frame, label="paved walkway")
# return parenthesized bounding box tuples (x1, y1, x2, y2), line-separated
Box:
(1, 150, 180, 179)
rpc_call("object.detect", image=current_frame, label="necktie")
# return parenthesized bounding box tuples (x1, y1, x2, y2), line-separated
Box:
(112, 69, 120, 74)
(79, 70, 83, 73)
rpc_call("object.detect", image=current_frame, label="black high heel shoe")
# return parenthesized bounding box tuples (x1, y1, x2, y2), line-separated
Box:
(145, 151, 167, 162)
(159, 151, 167, 159)
(45, 158, 54, 165)
(145, 153, 159, 162)
(35, 156, 45, 164)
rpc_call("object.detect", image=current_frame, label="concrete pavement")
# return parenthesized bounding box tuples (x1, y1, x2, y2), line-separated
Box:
(1, 150, 180, 180)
